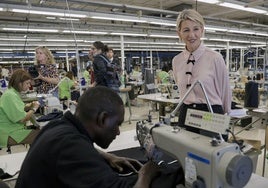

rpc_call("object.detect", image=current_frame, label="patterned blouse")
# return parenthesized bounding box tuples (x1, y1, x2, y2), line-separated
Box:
(36, 64, 59, 94)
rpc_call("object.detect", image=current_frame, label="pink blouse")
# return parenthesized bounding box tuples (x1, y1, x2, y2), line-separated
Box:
(172, 43, 232, 114)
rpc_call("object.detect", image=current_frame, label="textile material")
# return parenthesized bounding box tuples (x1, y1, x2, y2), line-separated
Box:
(172, 43, 232, 114)
(244, 81, 259, 108)
(0, 88, 31, 148)
(110, 147, 184, 188)
(36, 111, 63, 122)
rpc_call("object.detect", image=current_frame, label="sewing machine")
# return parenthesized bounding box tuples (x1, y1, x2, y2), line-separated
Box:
(136, 119, 253, 188)
(37, 94, 63, 114)
(157, 83, 179, 99)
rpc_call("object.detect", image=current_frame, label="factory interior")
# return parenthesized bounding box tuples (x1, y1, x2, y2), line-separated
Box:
(0, 0, 268, 187)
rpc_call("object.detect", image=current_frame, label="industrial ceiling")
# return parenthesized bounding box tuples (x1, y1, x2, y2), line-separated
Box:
(0, 0, 267, 62)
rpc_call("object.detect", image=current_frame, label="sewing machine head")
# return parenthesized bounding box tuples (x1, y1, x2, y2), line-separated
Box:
(136, 117, 253, 188)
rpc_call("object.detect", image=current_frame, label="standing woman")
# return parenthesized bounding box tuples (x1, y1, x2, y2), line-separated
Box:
(172, 9, 231, 136)
(0, 69, 40, 148)
(91, 41, 121, 92)
(34, 46, 59, 94)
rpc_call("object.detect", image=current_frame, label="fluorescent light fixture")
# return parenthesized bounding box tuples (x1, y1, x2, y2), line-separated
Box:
(255, 32, 268, 37)
(230, 39, 249, 43)
(149, 21, 176, 26)
(149, 34, 177, 38)
(45, 39, 84, 42)
(62, 30, 108, 35)
(59, 17, 79, 21)
(245, 7, 267, 14)
(219, 2, 267, 14)
(197, 0, 219, 4)
(91, 16, 147, 23)
(2, 28, 59, 33)
(205, 26, 228, 32)
(220, 2, 245, 10)
(11, 9, 87, 18)
(110, 32, 147, 37)
(0, 38, 40, 41)
(228, 29, 255, 35)
(46, 17, 56, 20)
(209, 38, 230, 42)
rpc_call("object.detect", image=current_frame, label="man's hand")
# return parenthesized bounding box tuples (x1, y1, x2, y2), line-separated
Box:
(134, 161, 160, 188)
(99, 151, 143, 173)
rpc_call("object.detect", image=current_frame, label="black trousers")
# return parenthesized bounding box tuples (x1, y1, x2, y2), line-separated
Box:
(178, 103, 228, 141)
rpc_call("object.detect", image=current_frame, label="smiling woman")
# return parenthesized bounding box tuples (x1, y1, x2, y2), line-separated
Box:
(172, 9, 232, 140)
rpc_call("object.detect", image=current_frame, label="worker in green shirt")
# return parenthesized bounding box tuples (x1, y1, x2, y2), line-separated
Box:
(0, 69, 40, 148)
(58, 71, 77, 100)
(156, 69, 170, 84)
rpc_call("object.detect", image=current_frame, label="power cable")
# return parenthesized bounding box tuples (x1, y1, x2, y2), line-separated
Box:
(64, 0, 82, 95)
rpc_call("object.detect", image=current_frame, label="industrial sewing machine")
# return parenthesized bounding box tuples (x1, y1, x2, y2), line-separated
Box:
(157, 83, 179, 99)
(136, 111, 253, 188)
(136, 80, 253, 188)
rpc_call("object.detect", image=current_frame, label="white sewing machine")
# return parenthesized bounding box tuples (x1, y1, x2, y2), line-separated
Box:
(136, 110, 253, 188)
(151, 125, 252, 188)
(157, 83, 179, 99)
(37, 94, 63, 114)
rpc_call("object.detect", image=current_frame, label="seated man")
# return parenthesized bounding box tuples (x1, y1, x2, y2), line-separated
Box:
(15, 86, 160, 188)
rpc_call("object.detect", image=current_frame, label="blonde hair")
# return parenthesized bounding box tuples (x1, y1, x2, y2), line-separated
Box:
(176, 9, 205, 31)
(35, 46, 56, 65)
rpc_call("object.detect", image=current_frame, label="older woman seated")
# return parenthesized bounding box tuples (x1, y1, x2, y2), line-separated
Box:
(0, 69, 40, 149)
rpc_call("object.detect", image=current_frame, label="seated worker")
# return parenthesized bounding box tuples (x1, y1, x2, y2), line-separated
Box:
(156, 67, 170, 84)
(0, 69, 40, 149)
(83, 64, 92, 85)
(58, 71, 78, 101)
(15, 86, 160, 188)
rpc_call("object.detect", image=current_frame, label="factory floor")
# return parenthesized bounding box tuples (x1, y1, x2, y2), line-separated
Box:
(1, 99, 268, 188)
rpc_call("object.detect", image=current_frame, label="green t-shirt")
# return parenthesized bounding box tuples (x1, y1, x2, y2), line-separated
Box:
(59, 77, 75, 99)
(83, 70, 90, 84)
(157, 71, 170, 84)
(0, 88, 31, 148)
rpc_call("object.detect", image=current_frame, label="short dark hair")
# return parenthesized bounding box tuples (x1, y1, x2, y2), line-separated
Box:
(93, 41, 105, 52)
(8, 69, 32, 91)
(75, 86, 123, 122)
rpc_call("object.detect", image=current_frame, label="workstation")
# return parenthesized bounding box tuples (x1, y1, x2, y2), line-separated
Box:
(0, 0, 268, 188)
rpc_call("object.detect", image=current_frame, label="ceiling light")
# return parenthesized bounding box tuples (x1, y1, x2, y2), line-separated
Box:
(219, 2, 267, 14)
(91, 16, 147, 23)
(110, 32, 147, 37)
(2, 28, 59, 32)
(59, 17, 79, 21)
(149, 34, 177, 38)
(209, 38, 230, 42)
(0, 38, 40, 41)
(11, 8, 87, 18)
(228, 29, 255, 35)
(45, 39, 84, 42)
(46, 16, 56, 20)
(197, 0, 220, 4)
(62, 30, 108, 35)
(149, 21, 176, 26)
(205, 26, 228, 32)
